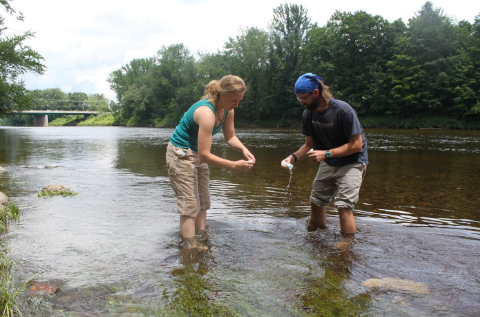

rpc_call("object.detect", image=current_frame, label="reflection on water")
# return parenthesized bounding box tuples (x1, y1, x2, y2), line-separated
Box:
(0, 126, 479, 316)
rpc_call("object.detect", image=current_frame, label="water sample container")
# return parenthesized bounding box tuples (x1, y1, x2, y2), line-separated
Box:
(282, 161, 293, 170)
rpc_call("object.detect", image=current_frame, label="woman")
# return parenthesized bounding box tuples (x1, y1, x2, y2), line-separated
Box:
(166, 75, 255, 240)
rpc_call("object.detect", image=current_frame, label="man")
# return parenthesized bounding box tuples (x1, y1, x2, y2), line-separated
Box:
(281, 73, 368, 234)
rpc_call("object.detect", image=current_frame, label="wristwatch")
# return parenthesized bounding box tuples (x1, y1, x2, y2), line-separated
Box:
(325, 150, 331, 158)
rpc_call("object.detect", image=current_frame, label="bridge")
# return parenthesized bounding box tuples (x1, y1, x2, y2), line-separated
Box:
(19, 110, 100, 127)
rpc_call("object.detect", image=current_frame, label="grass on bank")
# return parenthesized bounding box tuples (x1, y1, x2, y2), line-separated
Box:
(359, 115, 480, 130)
(0, 251, 29, 317)
(48, 112, 480, 130)
(48, 115, 83, 126)
(78, 113, 117, 126)
(1, 203, 27, 317)
(0, 203, 19, 233)
(49, 113, 118, 126)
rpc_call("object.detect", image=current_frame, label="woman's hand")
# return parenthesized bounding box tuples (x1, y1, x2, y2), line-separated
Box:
(243, 149, 255, 163)
(233, 159, 255, 170)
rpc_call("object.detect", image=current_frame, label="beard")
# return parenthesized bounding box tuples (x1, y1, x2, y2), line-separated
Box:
(305, 97, 320, 111)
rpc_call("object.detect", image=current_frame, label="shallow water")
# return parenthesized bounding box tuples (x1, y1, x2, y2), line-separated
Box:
(0, 126, 479, 316)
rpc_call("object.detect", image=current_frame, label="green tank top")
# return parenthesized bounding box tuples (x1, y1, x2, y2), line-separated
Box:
(170, 99, 227, 152)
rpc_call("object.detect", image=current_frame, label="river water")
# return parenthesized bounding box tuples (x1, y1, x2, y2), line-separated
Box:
(0, 126, 479, 316)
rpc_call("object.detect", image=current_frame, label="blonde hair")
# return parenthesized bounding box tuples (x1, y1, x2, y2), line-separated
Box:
(201, 75, 246, 104)
(317, 79, 333, 106)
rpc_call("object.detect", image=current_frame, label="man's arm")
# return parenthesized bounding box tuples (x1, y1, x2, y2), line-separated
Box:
(307, 133, 363, 162)
(281, 136, 316, 167)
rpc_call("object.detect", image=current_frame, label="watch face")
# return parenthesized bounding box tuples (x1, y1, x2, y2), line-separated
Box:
(326, 150, 331, 158)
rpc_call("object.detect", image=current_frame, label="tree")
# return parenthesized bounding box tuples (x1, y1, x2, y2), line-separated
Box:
(268, 3, 311, 123)
(0, 0, 45, 116)
(28, 88, 68, 110)
(155, 43, 198, 122)
(224, 27, 270, 121)
(107, 57, 156, 121)
(385, 2, 463, 116)
(303, 11, 402, 114)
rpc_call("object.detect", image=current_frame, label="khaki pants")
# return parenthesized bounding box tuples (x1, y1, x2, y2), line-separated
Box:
(310, 161, 366, 210)
(166, 142, 211, 217)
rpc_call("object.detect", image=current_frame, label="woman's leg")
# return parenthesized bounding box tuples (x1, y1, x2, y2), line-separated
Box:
(180, 215, 196, 239)
(195, 209, 207, 231)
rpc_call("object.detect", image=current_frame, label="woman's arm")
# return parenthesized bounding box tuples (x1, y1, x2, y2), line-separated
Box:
(222, 110, 255, 162)
(194, 107, 253, 170)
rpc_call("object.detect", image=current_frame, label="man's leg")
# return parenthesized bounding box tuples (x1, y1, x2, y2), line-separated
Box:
(338, 208, 356, 233)
(308, 202, 327, 231)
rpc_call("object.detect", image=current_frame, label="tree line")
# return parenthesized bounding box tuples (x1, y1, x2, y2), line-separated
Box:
(2, 1, 480, 129)
(107, 2, 480, 129)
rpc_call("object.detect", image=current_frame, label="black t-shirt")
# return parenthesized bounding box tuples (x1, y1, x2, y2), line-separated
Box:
(300, 98, 368, 167)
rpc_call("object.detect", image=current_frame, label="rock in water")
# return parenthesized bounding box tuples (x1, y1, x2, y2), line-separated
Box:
(0, 191, 9, 206)
(41, 185, 71, 192)
(362, 277, 430, 294)
(29, 283, 57, 298)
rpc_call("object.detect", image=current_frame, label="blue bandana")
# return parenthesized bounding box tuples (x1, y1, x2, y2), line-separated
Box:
(294, 73, 323, 94)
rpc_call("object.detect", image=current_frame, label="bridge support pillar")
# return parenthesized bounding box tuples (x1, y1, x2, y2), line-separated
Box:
(33, 115, 48, 127)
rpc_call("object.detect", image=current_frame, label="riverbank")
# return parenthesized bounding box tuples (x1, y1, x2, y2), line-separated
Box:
(46, 113, 480, 130)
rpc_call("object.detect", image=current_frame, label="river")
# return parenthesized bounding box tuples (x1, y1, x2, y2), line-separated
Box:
(0, 126, 479, 316)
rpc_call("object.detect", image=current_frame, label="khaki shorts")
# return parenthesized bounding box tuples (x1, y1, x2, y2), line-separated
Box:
(310, 161, 366, 210)
(166, 142, 211, 217)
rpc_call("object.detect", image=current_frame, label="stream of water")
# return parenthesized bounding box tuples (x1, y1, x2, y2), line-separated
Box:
(0, 126, 479, 316)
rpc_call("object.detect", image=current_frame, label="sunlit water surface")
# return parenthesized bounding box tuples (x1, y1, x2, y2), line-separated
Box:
(0, 126, 479, 316)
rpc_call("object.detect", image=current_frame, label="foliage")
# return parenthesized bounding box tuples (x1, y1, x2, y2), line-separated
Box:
(360, 115, 480, 129)
(48, 115, 83, 126)
(27, 89, 110, 111)
(0, 0, 45, 117)
(78, 113, 117, 126)
(0, 202, 19, 233)
(0, 200, 25, 316)
(0, 113, 32, 126)
(0, 249, 28, 317)
(101, 2, 480, 129)
(37, 190, 78, 197)
(2, 2, 479, 129)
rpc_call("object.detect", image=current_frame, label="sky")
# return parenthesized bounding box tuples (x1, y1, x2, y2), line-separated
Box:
(3, 0, 479, 101)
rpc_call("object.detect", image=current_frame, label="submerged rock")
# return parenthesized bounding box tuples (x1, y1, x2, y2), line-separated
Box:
(0, 191, 9, 206)
(362, 277, 430, 294)
(392, 296, 411, 307)
(29, 283, 57, 298)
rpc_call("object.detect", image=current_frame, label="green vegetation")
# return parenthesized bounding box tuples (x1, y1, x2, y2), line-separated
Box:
(49, 115, 83, 126)
(49, 113, 118, 126)
(37, 190, 78, 197)
(27, 88, 111, 112)
(104, 2, 480, 129)
(0, 0, 45, 118)
(78, 113, 117, 126)
(0, 202, 26, 317)
(0, 203, 19, 233)
(1, 1, 480, 130)
(0, 250, 28, 317)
